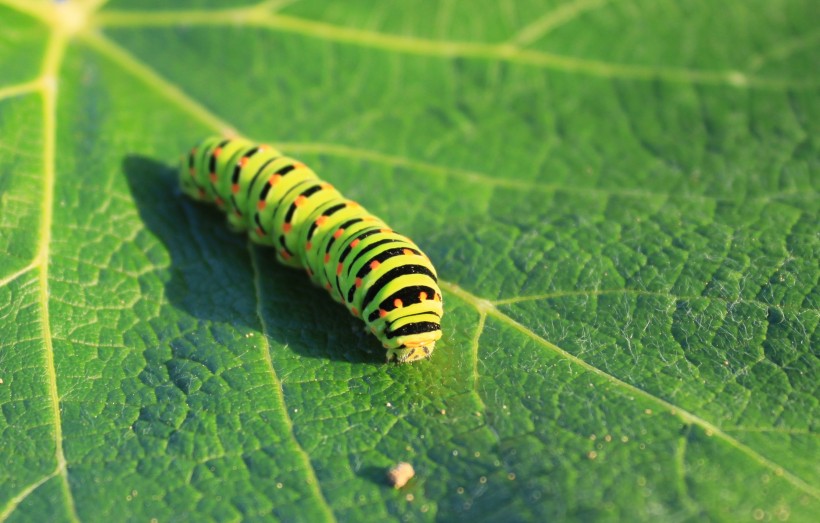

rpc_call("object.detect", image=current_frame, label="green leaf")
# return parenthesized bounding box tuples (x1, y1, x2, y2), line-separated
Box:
(1, 0, 817, 521)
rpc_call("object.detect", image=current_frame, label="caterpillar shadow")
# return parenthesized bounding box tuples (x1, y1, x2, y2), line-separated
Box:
(122, 155, 382, 364)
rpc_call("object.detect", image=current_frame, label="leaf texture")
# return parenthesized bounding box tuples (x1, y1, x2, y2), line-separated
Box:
(0, 1, 817, 521)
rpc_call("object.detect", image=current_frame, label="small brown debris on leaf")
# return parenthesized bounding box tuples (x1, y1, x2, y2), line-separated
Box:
(387, 462, 415, 488)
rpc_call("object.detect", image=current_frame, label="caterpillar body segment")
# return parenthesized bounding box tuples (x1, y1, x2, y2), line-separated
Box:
(180, 137, 443, 363)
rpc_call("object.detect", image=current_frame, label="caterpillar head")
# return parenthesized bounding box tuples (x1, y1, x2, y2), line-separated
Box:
(386, 342, 435, 363)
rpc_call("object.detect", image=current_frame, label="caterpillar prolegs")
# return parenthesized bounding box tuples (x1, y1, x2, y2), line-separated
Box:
(180, 137, 443, 363)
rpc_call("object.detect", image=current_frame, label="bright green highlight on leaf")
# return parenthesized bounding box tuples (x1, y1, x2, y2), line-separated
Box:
(0, 0, 817, 521)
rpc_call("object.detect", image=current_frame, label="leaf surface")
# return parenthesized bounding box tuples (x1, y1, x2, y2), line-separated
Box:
(0, 1, 818, 521)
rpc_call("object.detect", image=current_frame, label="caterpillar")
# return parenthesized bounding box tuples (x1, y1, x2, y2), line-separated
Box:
(179, 137, 443, 363)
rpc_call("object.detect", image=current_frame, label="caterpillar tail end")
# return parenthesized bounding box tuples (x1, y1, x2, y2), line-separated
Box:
(387, 343, 435, 364)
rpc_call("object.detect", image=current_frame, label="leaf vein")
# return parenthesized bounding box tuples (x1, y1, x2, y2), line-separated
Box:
(493, 287, 813, 315)
(0, 469, 60, 522)
(249, 242, 337, 523)
(91, 8, 817, 90)
(507, 0, 613, 47)
(0, 79, 43, 102)
(439, 280, 820, 498)
(0, 261, 38, 288)
(36, 32, 80, 522)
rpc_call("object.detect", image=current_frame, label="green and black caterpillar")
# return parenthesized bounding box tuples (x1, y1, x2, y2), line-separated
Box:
(180, 137, 443, 363)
